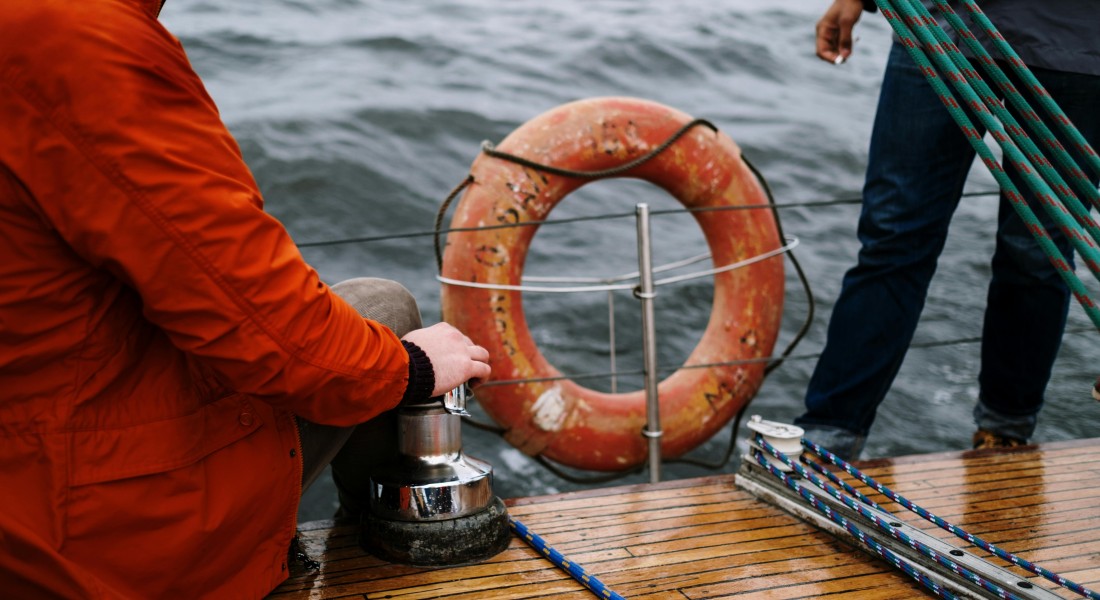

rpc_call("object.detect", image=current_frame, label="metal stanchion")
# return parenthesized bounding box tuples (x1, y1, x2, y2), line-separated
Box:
(635, 203, 662, 483)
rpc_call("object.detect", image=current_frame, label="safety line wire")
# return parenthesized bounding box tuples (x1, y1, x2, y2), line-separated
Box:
(754, 436, 1026, 600)
(800, 438, 1100, 600)
(297, 190, 999, 249)
(525, 322, 1094, 382)
(471, 323, 1097, 391)
(509, 516, 627, 600)
(873, 0, 1100, 330)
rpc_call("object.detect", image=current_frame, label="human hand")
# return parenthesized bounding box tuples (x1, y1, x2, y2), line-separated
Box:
(401, 322, 491, 397)
(816, 0, 864, 64)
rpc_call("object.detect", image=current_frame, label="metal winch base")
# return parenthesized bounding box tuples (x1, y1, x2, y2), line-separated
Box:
(361, 495, 511, 567)
(359, 398, 511, 567)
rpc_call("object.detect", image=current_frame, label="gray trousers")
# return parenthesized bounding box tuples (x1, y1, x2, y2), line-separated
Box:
(296, 277, 423, 517)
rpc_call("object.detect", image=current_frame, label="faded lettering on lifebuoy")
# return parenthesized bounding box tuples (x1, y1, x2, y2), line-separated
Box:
(474, 245, 507, 267)
(497, 206, 520, 224)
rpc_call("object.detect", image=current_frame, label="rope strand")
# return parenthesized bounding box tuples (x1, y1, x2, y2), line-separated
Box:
(875, 0, 1100, 330)
(801, 437, 1100, 599)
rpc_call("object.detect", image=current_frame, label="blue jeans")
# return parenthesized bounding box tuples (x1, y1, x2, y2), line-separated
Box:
(796, 42, 1100, 458)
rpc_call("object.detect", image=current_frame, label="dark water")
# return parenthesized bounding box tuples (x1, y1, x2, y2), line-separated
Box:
(165, 1, 1097, 522)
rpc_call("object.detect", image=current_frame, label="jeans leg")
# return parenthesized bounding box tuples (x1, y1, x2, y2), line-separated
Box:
(298, 417, 356, 492)
(797, 42, 978, 454)
(327, 278, 423, 517)
(976, 67, 1100, 440)
(297, 278, 423, 503)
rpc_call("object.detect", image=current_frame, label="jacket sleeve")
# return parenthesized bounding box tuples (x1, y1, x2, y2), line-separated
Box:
(1, 3, 408, 425)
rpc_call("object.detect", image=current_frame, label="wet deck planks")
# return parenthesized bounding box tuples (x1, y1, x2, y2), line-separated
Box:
(269, 438, 1100, 599)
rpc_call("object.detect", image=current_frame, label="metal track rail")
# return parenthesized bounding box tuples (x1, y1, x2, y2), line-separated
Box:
(735, 459, 1060, 600)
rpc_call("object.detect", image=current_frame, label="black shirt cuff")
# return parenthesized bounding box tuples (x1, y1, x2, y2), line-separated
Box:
(400, 340, 435, 404)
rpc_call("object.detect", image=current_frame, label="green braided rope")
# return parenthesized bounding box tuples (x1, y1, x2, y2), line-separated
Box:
(956, 0, 1100, 181)
(931, 0, 1100, 211)
(873, 0, 1100, 329)
(887, 0, 1100, 282)
(920, 0, 1100, 247)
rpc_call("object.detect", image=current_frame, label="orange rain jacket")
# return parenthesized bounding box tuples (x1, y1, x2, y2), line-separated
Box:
(0, 0, 412, 597)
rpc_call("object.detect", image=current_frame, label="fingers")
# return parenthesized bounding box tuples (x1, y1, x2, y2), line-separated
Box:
(467, 355, 491, 383)
(815, 0, 863, 64)
(443, 326, 490, 371)
(815, 19, 841, 63)
(463, 339, 492, 385)
(469, 343, 490, 363)
(835, 23, 855, 63)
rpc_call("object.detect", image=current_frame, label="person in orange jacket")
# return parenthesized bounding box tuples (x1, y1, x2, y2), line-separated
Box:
(0, 0, 490, 598)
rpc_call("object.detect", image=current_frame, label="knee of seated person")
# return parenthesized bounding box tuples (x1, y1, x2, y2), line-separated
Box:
(330, 277, 423, 338)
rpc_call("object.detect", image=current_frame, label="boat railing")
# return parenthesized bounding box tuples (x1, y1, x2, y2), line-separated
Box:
(295, 188, 1056, 484)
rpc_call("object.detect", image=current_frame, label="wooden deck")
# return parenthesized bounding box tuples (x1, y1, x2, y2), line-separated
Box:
(269, 438, 1100, 599)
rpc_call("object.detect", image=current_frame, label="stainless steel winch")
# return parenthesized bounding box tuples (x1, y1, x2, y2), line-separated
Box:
(360, 386, 511, 566)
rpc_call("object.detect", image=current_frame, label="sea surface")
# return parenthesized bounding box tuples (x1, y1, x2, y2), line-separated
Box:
(164, 0, 1098, 522)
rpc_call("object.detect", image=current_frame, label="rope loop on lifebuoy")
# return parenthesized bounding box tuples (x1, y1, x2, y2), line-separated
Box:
(440, 97, 785, 471)
(479, 118, 718, 179)
(433, 119, 718, 273)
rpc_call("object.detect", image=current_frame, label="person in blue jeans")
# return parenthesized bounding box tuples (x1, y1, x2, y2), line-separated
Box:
(797, 0, 1100, 460)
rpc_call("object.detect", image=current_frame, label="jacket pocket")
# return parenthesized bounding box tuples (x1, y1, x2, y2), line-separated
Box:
(67, 393, 262, 486)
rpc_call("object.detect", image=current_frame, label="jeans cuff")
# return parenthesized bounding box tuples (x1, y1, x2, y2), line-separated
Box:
(795, 424, 867, 462)
(972, 400, 1036, 442)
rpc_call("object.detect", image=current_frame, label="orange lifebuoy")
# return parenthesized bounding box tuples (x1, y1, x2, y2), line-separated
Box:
(441, 97, 784, 471)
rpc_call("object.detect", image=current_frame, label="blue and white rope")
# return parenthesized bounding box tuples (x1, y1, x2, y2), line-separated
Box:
(802, 437, 1100, 600)
(755, 435, 1029, 599)
(509, 516, 627, 600)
